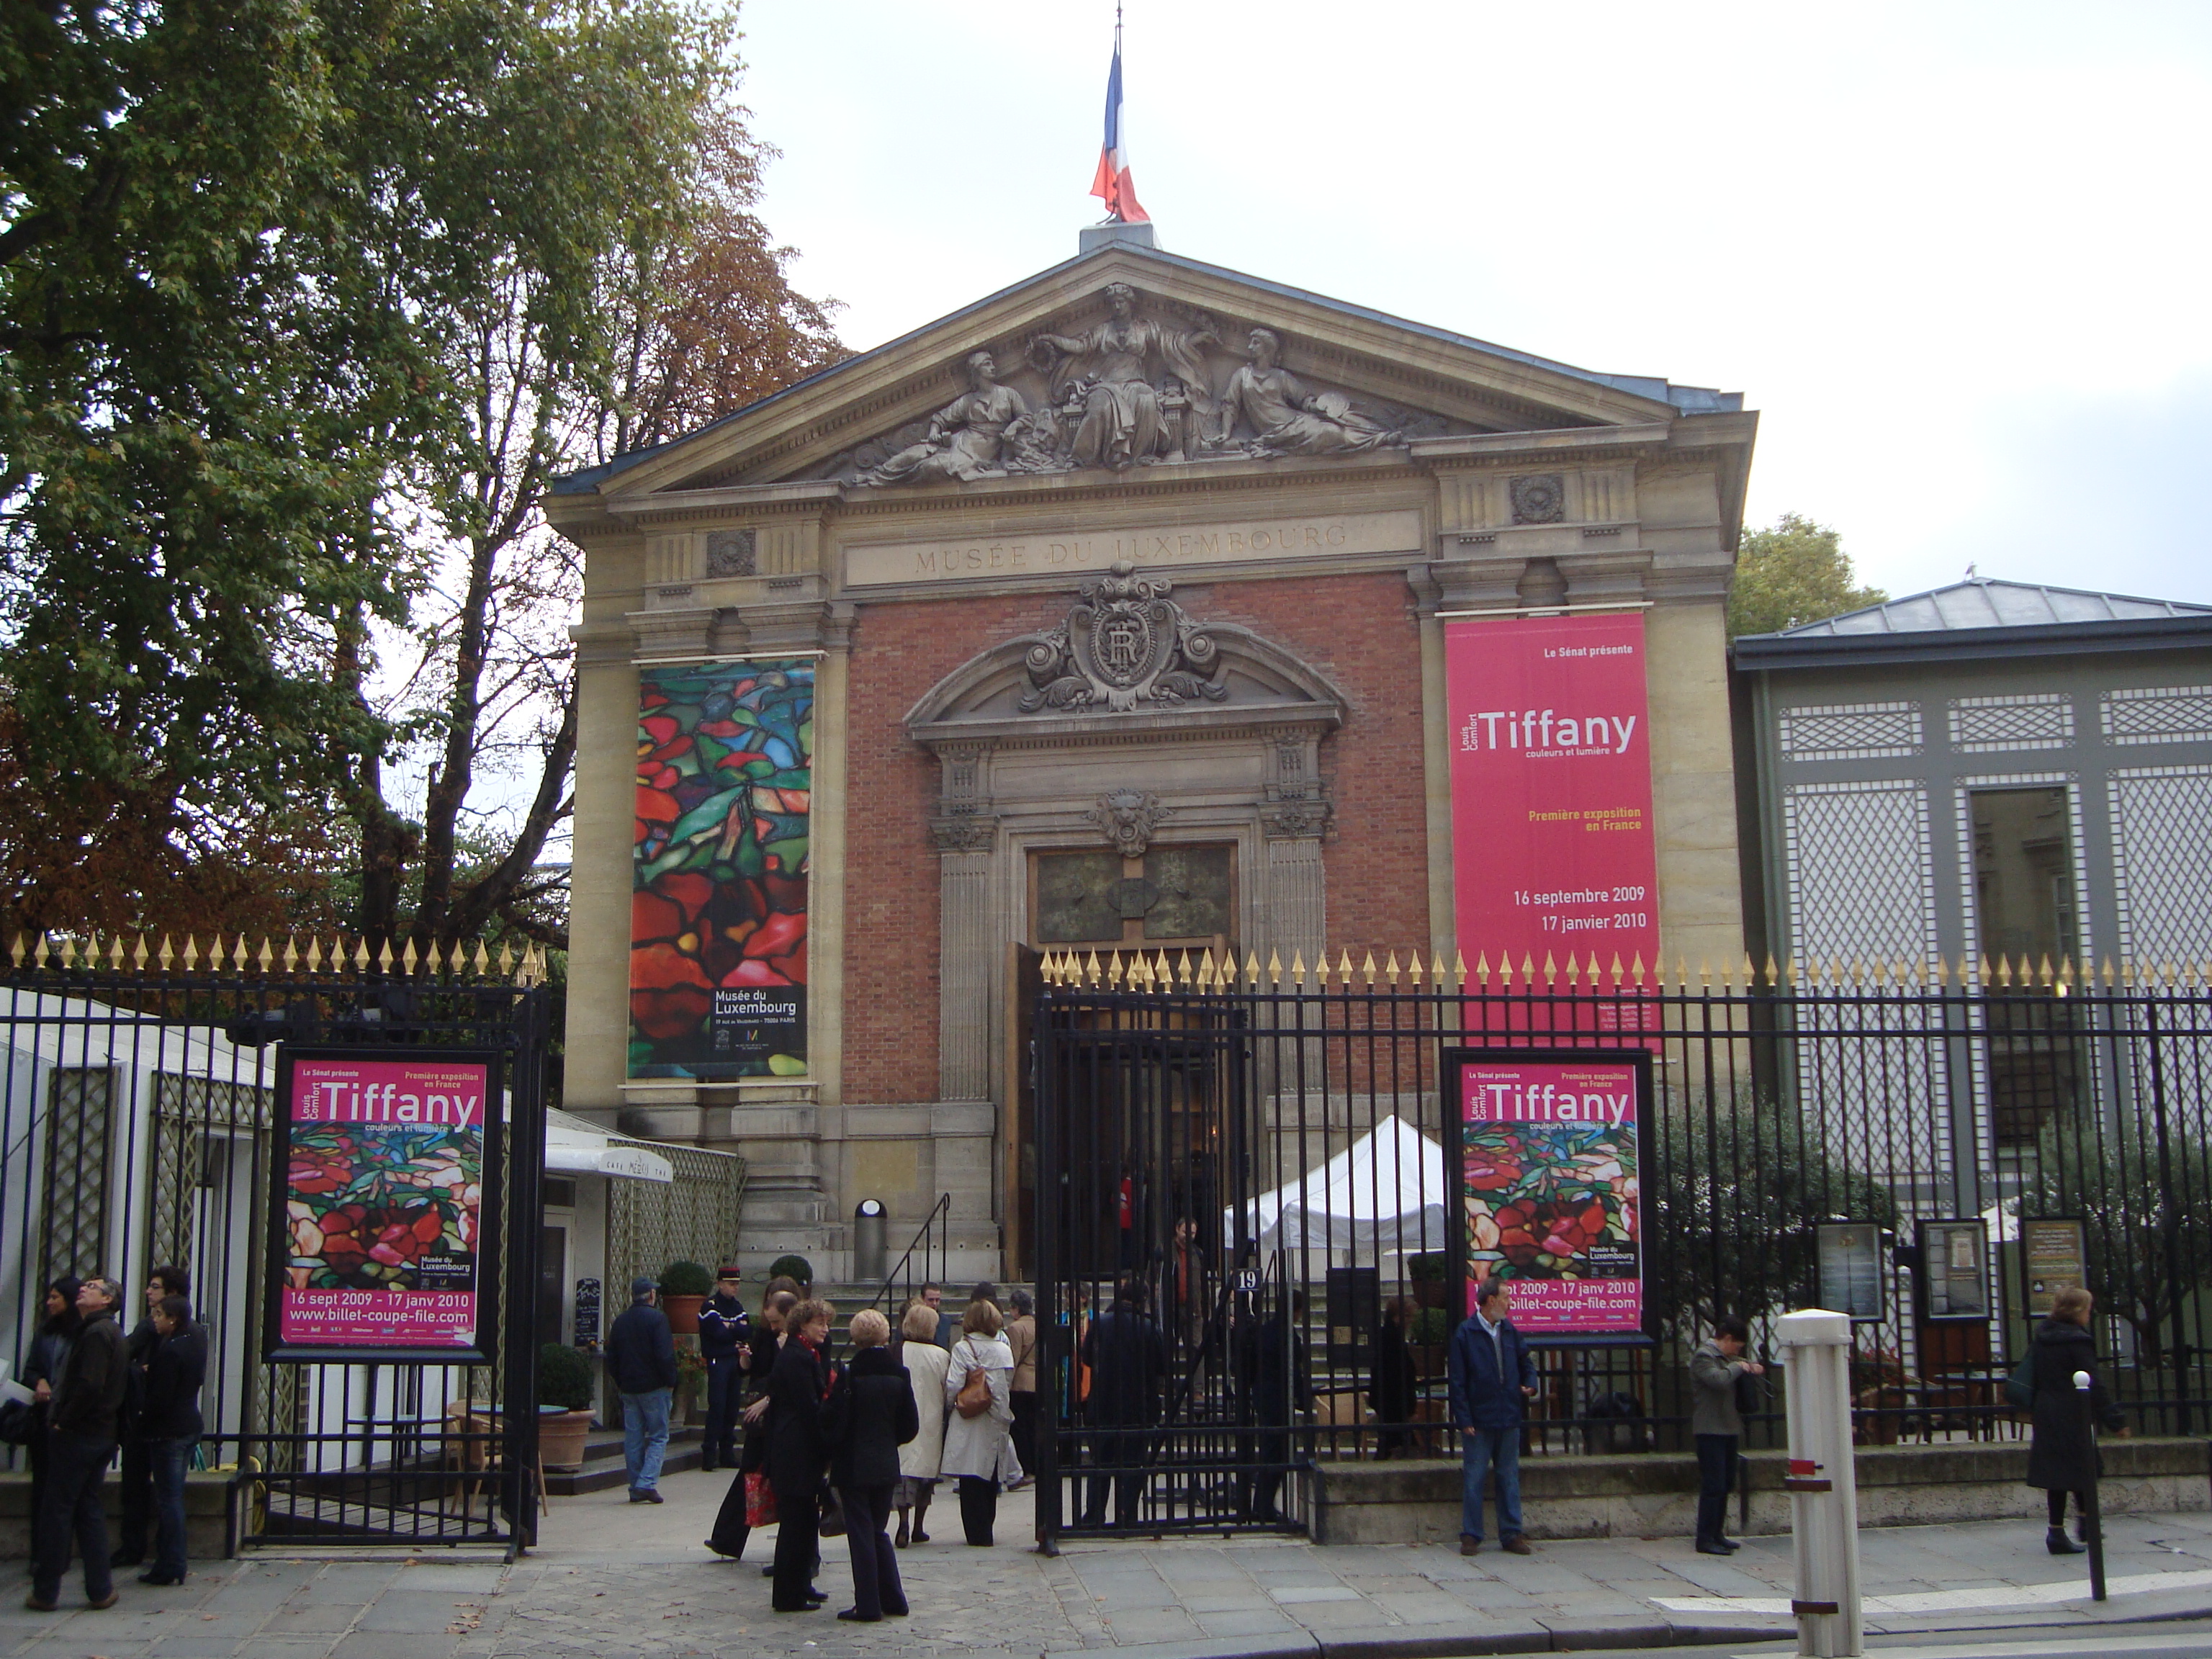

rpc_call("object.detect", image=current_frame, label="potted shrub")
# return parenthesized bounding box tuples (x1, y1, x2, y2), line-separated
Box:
(1406, 1253, 1452, 1311)
(660, 1260, 713, 1334)
(1411, 1305, 1453, 1377)
(537, 1342, 598, 1472)
(768, 1253, 814, 1290)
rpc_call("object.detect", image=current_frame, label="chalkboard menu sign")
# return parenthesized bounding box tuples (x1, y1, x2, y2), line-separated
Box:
(574, 1277, 603, 1349)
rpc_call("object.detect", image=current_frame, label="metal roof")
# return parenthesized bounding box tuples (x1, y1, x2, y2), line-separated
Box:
(1757, 577, 2212, 638)
(1733, 577, 2212, 671)
(551, 240, 1741, 496)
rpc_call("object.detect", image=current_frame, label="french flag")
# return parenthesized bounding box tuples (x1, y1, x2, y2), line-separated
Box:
(1089, 34, 1148, 223)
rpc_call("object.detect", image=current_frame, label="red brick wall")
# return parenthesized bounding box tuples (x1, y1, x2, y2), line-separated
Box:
(837, 571, 1432, 1104)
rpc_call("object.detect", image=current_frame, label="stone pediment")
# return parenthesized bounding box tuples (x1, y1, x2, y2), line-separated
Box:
(564, 243, 1728, 505)
(907, 564, 1346, 747)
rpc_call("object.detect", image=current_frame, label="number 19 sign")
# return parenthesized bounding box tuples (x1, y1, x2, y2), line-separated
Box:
(266, 1046, 503, 1364)
(1445, 1047, 1650, 1340)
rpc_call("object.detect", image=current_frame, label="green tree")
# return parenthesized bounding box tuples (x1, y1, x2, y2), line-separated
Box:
(2022, 1107, 2212, 1364)
(1727, 513, 1888, 637)
(1652, 1090, 1897, 1336)
(0, 0, 842, 953)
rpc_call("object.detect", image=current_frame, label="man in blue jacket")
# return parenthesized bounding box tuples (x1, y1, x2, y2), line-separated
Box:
(1447, 1277, 1539, 1556)
(605, 1278, 678, 1503)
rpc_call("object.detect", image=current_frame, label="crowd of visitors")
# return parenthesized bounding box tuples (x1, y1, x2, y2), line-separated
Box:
(688, 1275, 1040, 1618)
(12, 1266, 207, 1612)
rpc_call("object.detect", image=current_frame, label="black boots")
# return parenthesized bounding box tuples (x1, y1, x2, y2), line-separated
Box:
(2046, 1527, 2085, 1555)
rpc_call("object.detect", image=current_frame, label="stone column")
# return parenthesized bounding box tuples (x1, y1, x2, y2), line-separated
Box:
(934, 835, 998, 1102)
(927, 739, 998, 1105)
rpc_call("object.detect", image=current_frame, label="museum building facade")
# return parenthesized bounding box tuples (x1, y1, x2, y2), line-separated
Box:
(546, 226, 1758, 1280)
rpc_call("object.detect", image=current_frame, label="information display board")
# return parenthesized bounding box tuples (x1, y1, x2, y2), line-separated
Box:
(1445, 1046, 1650, 1339)
(1918, 1218, 1990, 1321)
(1815, 1222, 1888, 1321)
(2020, 1217, 2087, 1317)
(266, 1046, 501, 1363)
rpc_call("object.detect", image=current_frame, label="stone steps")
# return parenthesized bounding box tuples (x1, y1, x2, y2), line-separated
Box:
(544, 1422, 707, 1496)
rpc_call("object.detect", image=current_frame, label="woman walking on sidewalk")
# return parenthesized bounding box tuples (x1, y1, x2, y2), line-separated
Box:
(822, 1310, 917, 1622)
(894, 1301, 948, 1547)
(939, 1300, 1017, 1546)
(2027, 1285, 2124, 1555)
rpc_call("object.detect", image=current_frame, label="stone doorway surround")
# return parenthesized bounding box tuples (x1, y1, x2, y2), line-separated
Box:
(905, 566, 1349, 1112)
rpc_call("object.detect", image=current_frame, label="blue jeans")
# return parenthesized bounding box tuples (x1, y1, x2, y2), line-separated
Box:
(1460, 1426, 1523, 1542)
(150, 1436, 192, 1578)
(621, 1389, 672, 1492)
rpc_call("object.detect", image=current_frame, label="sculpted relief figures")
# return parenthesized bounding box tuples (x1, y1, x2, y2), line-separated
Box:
(828, 284, 1439, 487)
(860, 351, 1025, 486)
(1025, 281, 1220, 471)
(1220, 328, 1398, 459)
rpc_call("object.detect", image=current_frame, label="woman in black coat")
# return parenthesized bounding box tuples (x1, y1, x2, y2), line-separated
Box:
(20, 1276, 81, 1529)
(2026, 1285, 2123, 1554)
(766, 1298, 835, 1612)
(822, 1309, 919, 1622)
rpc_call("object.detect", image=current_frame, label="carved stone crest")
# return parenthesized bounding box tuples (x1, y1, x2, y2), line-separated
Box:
(1087, 788, 1171, 858)
(1019, 564, 1229, 714)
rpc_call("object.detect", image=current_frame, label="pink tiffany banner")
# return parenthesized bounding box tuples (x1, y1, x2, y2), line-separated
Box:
(1443, 611, 1661, 994)
(270, 1048, 498, 1362)
(1452, 1050, 1646, 1336)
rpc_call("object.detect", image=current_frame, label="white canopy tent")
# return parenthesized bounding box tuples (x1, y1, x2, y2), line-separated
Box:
(545, 1106, 675, 1182)
(1228, 1115, 1449, 1259)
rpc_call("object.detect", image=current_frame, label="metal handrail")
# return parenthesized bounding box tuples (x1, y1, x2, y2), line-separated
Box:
(874, 1192, 953, 1310)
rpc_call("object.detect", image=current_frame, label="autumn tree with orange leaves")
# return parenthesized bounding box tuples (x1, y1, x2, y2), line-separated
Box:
(0, 1, 841, 953)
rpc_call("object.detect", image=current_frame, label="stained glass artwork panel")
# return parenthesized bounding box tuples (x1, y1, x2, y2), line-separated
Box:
(630, 660, 811, 1079)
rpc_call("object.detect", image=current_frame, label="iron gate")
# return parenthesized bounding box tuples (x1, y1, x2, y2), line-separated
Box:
(1030, 947, 2212, 1545)
(0, 937, 552, 1553)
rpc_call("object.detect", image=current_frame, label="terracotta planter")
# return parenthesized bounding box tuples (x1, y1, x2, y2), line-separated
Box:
(1412, 1344, 1446, 1380)
(663, 1294, 706, 1334)
(1411, 1278, 1449, 1313)
(538, 1408, 594, 1473)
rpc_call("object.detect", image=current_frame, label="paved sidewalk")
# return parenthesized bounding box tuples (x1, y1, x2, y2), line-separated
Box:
(4, 1471, 2211, 1659)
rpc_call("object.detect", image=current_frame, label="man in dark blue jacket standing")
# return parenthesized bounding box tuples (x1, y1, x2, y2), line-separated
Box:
(605, 1277, 678, 1503)
(1447, 1277, 1539, 1556)
(697, 1268, 750, 1472)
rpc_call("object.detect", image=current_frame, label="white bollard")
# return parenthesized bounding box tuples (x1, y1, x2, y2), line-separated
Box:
(1774, 1309, 1863, 1659)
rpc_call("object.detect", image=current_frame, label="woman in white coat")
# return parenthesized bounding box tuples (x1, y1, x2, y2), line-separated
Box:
(894, 1300, 948, 1547)
(940, 1299, 1019, 1545)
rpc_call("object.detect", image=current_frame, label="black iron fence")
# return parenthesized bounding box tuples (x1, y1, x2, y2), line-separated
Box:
(1030, 947, 2212, 1542)
(0, 935, 552, 1553)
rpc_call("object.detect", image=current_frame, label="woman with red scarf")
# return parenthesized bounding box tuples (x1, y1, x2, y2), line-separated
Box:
(767, 1298, 836, 1611)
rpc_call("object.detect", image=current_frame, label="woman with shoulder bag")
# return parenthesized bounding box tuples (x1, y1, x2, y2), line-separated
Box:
(894, 1300, 948, 1547)
(706, 1289, 797, 1563)
(939, 1299, 1017, 1546)
(821, 1310, 918, 1622)
(2028, 1286, 2125, 1554)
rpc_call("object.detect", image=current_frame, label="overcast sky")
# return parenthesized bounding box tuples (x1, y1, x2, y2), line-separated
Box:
(729, 0, 2212, 606)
